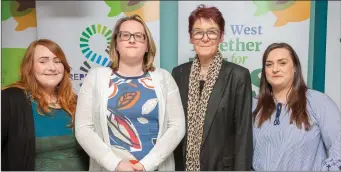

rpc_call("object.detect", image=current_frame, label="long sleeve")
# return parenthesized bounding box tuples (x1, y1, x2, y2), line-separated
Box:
(233, 70, 253, 170)
(75, 69, 121, 171)
(1, 89, 10, 170)
(310, 92, 341, 171)
(1, 88, 35, 171)
(140, 70, 186, 171)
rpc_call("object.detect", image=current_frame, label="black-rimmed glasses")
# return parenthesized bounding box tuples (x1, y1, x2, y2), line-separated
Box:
(118, 31, 146, 43)
(191, 29, 221, 40)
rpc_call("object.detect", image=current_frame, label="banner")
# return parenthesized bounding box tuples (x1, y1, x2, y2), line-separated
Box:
(178, 1, 311, 96)
(325, 1, 341, 109)
(35, 1, 160, 93)
(1, 0, 37, 87)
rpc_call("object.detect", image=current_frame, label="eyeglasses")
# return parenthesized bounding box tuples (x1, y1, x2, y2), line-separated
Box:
(118, 31, 146, 43)
(191, 29, 221, 40)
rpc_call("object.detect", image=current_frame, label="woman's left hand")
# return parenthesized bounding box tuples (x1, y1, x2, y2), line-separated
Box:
(132, 162, 145, 171)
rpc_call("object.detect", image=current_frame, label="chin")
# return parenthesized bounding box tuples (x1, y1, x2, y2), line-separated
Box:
(269, 82, 285, 88)
(197, 51, 214, 58)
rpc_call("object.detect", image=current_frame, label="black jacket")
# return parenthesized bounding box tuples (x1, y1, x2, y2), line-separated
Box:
(1, 87, 88, 171)
(172, 60, 253, 171)
(1, 87, 35, 170)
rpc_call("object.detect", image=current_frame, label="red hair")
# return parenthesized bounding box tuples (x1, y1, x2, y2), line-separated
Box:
(188, 4, 225, 36)
(5, 39, 77, 126)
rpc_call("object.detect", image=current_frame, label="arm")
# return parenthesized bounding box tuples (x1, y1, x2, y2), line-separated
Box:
(312, 93, 341, 171)
(1, 89, 10, 170)
(75, 69, 121, 171)
(233, 70, 253, 170)
(140, 71, 186, 171)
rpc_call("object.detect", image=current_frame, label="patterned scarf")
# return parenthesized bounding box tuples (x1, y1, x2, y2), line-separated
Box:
(185, 51, 223, 171)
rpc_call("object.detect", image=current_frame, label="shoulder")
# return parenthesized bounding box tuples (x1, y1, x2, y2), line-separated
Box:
(151, 68, 179, 91)
(1, 87, 31, 107)
(87, 66, 112, 76)
(172, 61, 193, 74)
(152, 68, 173, 81)
(221, 60, 251, 83)
(306, 89, 339, 109)
(84, 67, 112, 82)
(2, 87, 26, 98)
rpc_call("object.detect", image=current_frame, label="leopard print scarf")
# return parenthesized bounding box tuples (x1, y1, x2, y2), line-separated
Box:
(185, 51, 223, 171)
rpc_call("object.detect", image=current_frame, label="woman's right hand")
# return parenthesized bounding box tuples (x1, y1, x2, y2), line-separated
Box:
(115, 161, 134, 171)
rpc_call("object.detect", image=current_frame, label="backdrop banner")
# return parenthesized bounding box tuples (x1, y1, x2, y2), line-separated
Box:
(178, 1, 311, 96)
(35, 1, 160, 93)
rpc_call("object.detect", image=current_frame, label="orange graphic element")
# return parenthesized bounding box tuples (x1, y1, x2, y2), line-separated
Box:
(117, 91, 140, 110)
(124, 1, 159, 22)
(128, 83, 138, 88)
(139, 77, 154, 89)
(13, 8, 37, 31)
(109, 83, 118, 99)
(130, 160, 139, 164)
(272, 1, 310, 27)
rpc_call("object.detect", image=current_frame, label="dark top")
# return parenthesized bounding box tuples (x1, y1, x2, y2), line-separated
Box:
(1, 87, 89, 171)
(172, 60, 253, 171)
(199, 80, 205, 94)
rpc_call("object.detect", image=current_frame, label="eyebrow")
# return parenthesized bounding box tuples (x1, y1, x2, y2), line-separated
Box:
(38, 56, 58, 60)
(193, 27, 219, 30)
(120, 31, 145, 34)
(266, 58, 288, 63)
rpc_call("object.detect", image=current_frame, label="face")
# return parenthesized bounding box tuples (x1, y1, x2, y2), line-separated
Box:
(33, 45, 65, 89)
(190, 18, 223, 60)
(265, 48, 295, 90)
(116, 20, 148, 64)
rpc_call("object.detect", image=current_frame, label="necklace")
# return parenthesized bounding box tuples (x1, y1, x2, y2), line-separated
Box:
(49, 96, 59, 108)
(199, 74, 207, 81)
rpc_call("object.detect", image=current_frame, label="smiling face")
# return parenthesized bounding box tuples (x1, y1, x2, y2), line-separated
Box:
(265, 48, 295, 90)
(116, 20, 148, 65)
(33, 45, 65, 89)
(190, 18, 224, 60)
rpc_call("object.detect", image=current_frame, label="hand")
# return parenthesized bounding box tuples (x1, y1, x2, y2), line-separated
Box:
(132, 162, 145, 171)
(115, 161, 134, 171)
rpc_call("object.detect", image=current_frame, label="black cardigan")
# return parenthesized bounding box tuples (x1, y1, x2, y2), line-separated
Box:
(1, 87, 89, 170)
(1, 87, 35, 170)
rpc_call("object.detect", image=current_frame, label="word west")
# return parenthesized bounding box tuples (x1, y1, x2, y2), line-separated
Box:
(230, 24, 263, 36)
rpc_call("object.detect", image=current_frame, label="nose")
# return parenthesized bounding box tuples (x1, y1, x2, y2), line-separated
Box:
(47, 61, 57, 71)
(202, 33, 209, 42)
(128, 35, 136, 44)
(272, 63, 279, 73)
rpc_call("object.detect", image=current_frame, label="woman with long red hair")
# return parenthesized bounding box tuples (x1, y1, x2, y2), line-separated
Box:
(1, 39, 88, 171)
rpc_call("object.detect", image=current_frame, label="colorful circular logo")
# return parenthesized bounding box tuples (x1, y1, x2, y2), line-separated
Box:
(79, 24, 112, 67)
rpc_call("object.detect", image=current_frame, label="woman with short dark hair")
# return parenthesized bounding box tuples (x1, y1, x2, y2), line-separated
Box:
(172, 4, 253, 171)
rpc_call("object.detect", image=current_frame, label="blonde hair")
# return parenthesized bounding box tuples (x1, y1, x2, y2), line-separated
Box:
(4, 39, 77, 126)
(109, 14, 156, 72)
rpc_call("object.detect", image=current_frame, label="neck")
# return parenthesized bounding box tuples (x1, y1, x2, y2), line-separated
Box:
(118, 59, 144, 77)
(42, 87, 56, 97)
(272, 85, 292, 104)
(42, 87, 58, 104)
(198, 56, 213, 72)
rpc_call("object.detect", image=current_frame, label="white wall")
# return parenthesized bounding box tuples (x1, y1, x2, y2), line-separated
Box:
(325, 1, 341, 110)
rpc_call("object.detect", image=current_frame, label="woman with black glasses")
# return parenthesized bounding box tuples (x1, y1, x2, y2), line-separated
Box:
(75, 15, 185, 171)
(172, 4, 253, 171)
